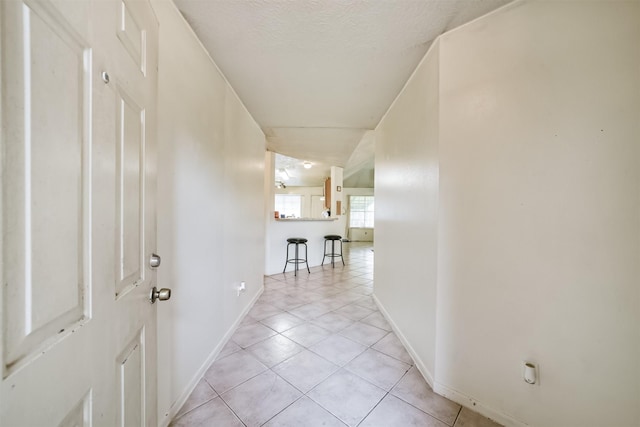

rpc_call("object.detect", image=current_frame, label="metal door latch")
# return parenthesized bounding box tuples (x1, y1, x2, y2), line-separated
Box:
(150, 287, 171, 304)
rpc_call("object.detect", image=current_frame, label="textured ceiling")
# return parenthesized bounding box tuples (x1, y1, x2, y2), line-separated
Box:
(174, 0, 511, 186)
(275, 153, 331, 187)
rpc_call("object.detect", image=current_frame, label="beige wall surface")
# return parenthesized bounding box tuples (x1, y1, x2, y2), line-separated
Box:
(153, 1, 266, 424)
(438, 1, 639, 425)
(375, 41, 440, 382)
(375, 1, 640, 426)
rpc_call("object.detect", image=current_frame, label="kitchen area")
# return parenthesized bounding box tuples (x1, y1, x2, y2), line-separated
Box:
(264, 152, 374, 275)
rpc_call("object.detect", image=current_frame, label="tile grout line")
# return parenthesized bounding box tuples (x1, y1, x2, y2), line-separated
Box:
(177, 244, 382, 425)
(218, 393, 248, 427)
(452, 405, 463, 427)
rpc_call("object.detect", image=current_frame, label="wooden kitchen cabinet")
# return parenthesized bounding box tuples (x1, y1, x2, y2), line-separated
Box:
(324, 177, 331, 209)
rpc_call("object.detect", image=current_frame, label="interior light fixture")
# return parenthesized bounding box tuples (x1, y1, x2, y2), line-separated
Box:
(303, 161, 312, 169)
(278, 168, 290, 181)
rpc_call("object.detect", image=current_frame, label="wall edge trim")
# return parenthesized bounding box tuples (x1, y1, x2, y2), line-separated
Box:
(375, 39, 440, 132)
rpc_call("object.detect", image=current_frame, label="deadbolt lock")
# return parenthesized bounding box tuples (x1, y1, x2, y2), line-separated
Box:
(149, 253, 161, 268)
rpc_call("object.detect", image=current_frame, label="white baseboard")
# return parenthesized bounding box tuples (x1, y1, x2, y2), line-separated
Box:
(433, 382, 528, 427)
(372, 294, 526, 427)
(372, 294, 435, 388)
(159, 285, 264, 427)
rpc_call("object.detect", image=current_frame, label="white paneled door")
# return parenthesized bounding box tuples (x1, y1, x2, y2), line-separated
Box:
(1, 0, 161, 425)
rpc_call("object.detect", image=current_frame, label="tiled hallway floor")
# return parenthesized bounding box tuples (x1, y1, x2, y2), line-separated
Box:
(172, 243, 501, 427)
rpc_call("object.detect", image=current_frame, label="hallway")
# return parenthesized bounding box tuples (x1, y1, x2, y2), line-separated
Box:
(171, 243, 499, 427)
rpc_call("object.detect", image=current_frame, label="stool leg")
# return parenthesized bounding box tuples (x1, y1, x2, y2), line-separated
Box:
(339, 239, 345, 266)
(303, 243, 310, 273)
(283, 243, 290, 273)
(294, 243, 299, 276)
(321, 239, 326, 266)
(331, 239, 335, 268)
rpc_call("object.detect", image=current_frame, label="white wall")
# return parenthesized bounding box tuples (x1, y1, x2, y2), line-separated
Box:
(436, 2, 640, 426)
(153, 1, 265, 424)
(374, 1, 640, 426)
(375, 40, 440, 383)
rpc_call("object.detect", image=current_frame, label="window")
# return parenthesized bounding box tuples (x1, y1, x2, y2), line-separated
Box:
(275, 194, 302, 218)
(349, 195, 374, 228)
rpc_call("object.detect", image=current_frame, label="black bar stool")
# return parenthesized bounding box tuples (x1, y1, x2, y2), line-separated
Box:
(322, 235, 345, 267)
(283, 237, 310, 276)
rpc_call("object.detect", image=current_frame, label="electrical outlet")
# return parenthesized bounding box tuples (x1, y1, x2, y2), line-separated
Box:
(237, 281, 246, 296)
(524, 361, 538, 385)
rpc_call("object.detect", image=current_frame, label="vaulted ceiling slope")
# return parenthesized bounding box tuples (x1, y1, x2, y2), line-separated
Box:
(175, 0, 512, 183)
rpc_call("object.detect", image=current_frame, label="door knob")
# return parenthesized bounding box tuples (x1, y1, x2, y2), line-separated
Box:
(149, 253, 161, 268)
(150, 287, 171, 304)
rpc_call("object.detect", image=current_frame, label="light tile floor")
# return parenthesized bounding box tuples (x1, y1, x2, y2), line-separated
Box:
(171, 243, 502, 427)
